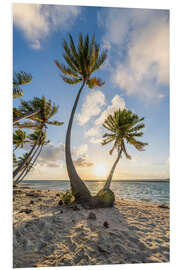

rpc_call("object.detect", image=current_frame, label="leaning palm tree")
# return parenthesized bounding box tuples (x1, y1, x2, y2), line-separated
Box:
(55, 34, 107, 206)
(100, 109, 148, 191)
(13, 96, 63, 179)
(15, 130, 50, 184)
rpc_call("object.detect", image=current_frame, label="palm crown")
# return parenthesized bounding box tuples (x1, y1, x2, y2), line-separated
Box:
(13, 129, 29, 150)
(102, 109, 148, 159)
(55, 34, 107, 88)
(16, 96, 63, 129)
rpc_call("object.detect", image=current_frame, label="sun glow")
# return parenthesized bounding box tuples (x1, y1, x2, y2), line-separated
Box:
(94, 164, 107, 177)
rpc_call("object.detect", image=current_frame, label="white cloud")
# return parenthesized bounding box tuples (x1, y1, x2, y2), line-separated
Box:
(98, 8, 169, 99)
(85, 127, 101, 137)
(87, 95, 126, 144)
(13, 3, 81, 49)
(77, 90, 106, 125)
(73, 144, 88, 157)
(36, 142, 92, 168)
(89, 137, 102, 144)
(74, 156, 93, 167)
(95, 95, 126, 125)
(37, 143, 65, 168)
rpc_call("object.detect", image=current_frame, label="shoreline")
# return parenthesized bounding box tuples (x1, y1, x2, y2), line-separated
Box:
(13, 187, 170, 267)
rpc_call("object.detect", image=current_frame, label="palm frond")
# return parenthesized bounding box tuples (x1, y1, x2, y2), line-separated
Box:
(47, 120, 64, 126)
(61, 76, 82, 84)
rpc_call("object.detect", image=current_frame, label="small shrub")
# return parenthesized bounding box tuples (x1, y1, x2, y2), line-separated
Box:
(96, 188, 115, 207)
(62, 190, 74, 205)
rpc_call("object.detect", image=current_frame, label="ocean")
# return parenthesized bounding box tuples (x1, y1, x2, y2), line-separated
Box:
(21, 180, 170, 205)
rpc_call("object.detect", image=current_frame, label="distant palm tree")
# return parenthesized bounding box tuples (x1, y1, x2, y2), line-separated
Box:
(55, 34, 107, 205)
(101, 109, 148, 190)
(13, 129, 29, 151)
(13, 96, 63, 179)
(15, 130, 50, 184)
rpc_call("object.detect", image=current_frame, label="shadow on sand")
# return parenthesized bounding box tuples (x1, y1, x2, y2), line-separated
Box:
(13, 193, 169, 268)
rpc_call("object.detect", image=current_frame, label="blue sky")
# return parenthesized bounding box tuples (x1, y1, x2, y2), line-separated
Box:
(13, 3, 169, 180)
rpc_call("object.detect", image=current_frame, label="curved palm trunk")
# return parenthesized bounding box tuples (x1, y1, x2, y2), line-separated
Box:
(65, 81, 91, 203)
(104, 149, 122, 189)
(13, 109, 40, 125)
(16, 144, 43, 184)
(15, 144, 40, 183)
(13, 129, 43, 178)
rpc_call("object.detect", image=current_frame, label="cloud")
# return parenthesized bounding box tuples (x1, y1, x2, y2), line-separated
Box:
(73, 144, 88, 157)
(89, 137, 102, 144)
(37, 143, 65, 168)
(77, 90, 106, 125)
(85, 127, 101, 137)
(86, 95, 126, 144)
(98, 8, 169, 99)
(13, 3, 81, 49)
(95, 95, 126, 125)
(36, 142, 93, 168)
(73, 144, 94, 167)
(74, 156, 93, 167)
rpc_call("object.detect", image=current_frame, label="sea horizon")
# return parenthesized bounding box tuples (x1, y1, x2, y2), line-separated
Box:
(24, 178, 170, 182)
(21, 179, 170, 205)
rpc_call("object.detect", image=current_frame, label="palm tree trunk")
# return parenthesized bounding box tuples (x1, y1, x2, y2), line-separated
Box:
(15, 144, 40, 183)
(13, 109, 40, 125)
(104, 149, 122, 189)
(65, 80, 91, 203)
(13, 129, 43, 178)
(16, 144, 43, 184)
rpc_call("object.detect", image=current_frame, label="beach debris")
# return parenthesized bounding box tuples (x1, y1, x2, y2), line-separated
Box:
(30, 200, 34, 204)
(56, 193, 60, 197)
(72, 205, 80, 211)
(103, 221, 109, 228)
(19, 209, 32, 214)
(87, 212, 96, 220)
(26, 192, 39, 198)
(58, 200, 63, 206)
(158, 204, 169, 209)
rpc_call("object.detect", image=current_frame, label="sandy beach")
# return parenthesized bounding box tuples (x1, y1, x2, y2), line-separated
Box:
(13, 187, 170, 268)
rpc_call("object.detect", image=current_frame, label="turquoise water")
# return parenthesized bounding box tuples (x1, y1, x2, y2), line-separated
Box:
(21, 180, 169, 205)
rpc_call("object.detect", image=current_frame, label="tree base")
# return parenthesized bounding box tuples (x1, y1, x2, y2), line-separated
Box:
(94, 188, 115, 208)
(74, 188, 115, 209)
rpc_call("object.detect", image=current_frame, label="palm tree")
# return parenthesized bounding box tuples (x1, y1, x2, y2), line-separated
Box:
(101, 109, 148, 190)
(13, 129, 29, 151)
(13, 71, 41, 125)
(13, 96, 63, 179)
(15, 130, 50, 184)
(55, 34, 107, 206)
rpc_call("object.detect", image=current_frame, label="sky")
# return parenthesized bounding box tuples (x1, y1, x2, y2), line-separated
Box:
(13, 3, 169, 180)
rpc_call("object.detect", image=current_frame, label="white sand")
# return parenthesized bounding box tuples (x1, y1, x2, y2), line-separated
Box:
(13, 187, 169, 267)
